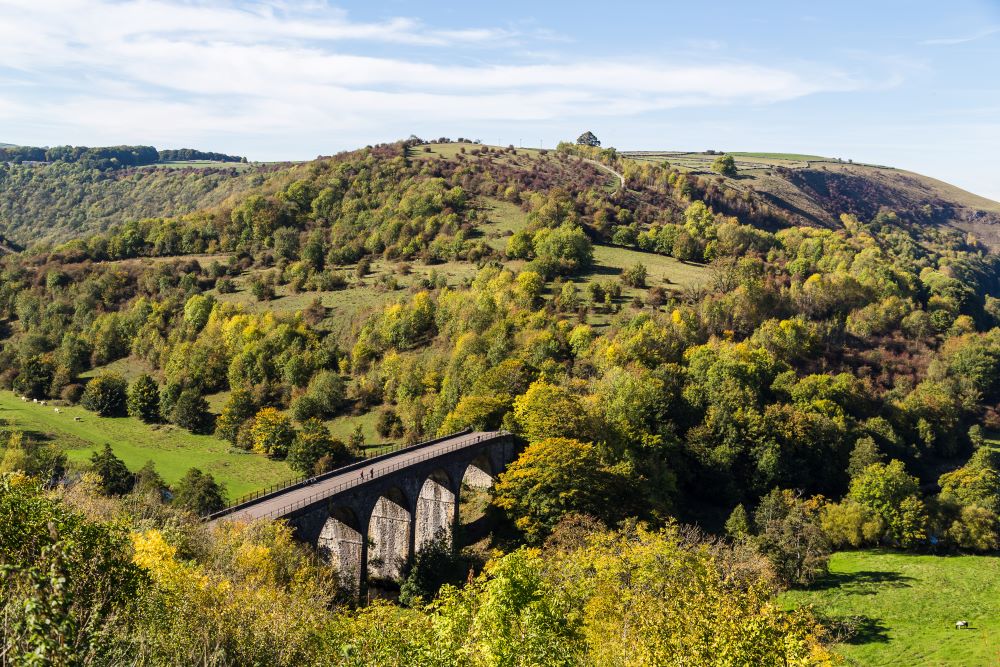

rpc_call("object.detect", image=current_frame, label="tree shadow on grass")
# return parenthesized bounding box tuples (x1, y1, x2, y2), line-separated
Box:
(807, 569, 915, 594)
(583, 261, 623, 278)
(821, 614, 891, 645)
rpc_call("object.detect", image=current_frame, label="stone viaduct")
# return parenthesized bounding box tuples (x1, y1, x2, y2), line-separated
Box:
(208, 430, 517, 591)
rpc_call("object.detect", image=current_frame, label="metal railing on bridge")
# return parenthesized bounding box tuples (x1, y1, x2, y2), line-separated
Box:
(214, 430, 509, 523)
(222, 428, 474, 510)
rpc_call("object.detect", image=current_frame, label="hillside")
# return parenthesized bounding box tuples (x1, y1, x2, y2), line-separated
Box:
(0, 159, 296, 244)
(3, 139, 998, 253)
(621, 148, 1000, 244)
(4, 137, 1000, 664)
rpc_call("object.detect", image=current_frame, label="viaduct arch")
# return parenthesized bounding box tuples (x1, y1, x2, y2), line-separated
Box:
(209, 430, 516, 592)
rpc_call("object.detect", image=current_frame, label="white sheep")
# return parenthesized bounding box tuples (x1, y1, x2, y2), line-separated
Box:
(54, 407, 61, 414)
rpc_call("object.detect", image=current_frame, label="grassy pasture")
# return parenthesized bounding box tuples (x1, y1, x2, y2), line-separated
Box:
(586, 244, 710, 289)
(729, 151, 828, 161)
(478, 197, 529, 251)
(781, 550, 1000, 666)
(80, 357, 155, 382)
(0, 391, 293, 498)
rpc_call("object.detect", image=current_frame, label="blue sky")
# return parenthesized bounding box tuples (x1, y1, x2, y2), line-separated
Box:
(1, 0, 998, 199)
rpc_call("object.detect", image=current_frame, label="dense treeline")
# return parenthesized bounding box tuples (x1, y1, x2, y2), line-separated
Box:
(0, 144, 245, 167)
(157, 148, 246, 163)
(0, 144, 159, 169)
(4, 136, 1000, 661)
(0, 160, 283, 243)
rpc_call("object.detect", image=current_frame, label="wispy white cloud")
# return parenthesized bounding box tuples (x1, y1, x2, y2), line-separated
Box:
(921, 26, 1000, 46)
(0, 0, 869, 154)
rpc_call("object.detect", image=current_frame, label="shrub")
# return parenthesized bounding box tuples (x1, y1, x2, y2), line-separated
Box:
(81, 374, 128, 417)
(172, 467, 227, 515)
(89, 444, 133, 495)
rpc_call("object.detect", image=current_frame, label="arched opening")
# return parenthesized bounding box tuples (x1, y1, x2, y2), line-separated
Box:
(414, 469, 456, 553)
(462, 452, 495, 489)
(317, 506, 364, 592)
(455, 453, 497, 549)
(367, 487, 411, 582)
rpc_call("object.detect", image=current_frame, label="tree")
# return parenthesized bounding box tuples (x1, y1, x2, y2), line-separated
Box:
(172, 388, 212, 434)
(215, 388, 257, 443)
(620, 263, 648, 288)
(847, 435, 883, 479)
(376, 407, 404, 438)
(939, 448, 1000, 513)
(249, 407, 296, 458)
(576, 131, 601, 147)
(849, 459, 927, 547)
(724, 503, 751, 539)
(398, 531, 463, 607)
(494, 437, 635, 542)
(531, 223, 593, 277)
(305, 370, 346, 417)
(89, 444, 134, 495)
(81, 373, 128, 417)
(12, 355, 54, 399)
(133, 460, 167, 499)
(711, 154, 738, 177)
(127, 374, 161, 422)
(752, 489, 830, 586)
(512, 381, 591, 443)
(287, 419, 350, 476)
(172, 467, 227, 515)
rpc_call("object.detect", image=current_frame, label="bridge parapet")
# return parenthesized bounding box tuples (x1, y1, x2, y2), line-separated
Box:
(209, 430, 518, 593)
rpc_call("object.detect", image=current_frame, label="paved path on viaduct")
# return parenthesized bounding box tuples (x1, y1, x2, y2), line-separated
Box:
(208, 430, 516, 590)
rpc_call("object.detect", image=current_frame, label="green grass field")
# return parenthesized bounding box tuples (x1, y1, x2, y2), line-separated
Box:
(0, 391, 292, 498)
(781, 550, 1000, 666)
(586, 244, 710, 289)
(80, 357, 155, 382)
(728, 151, 828, 161)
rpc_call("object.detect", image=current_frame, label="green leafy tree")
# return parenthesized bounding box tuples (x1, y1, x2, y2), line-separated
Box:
(215, 388, 257, 443)
(494, 437, 636, 543)
(288, 419, 350, 476)
(172, 467, 227, 515)
(133, 460, 167, 499)
(752, 489, 830, 586)
(620, 263, 648, 288)
(81, 373, 128, 417)
(711, 154, 738, 177)
(576, 131, 601, 147)
(849, 459, 927, 547)
(511, 381, 591, 443)
(847, 435, 883, 479)
(250, 407, 296, 458)
(89, 444, 134, 495)
(127, 373, 161, 422)
(939, 448, 1000, 513)
(171, 388, 212, 434)
(724, 503, 751, 539)
(531, 223, 594, 277)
